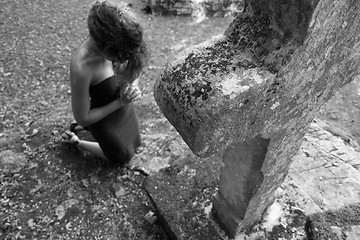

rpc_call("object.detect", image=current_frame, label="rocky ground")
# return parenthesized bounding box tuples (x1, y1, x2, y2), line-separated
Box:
(1, 0, 360, 240)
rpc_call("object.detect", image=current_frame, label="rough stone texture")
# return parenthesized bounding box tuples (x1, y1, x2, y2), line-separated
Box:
(144, 151, 225, 240)
(348, 226, 360, 240)
(154, 0, 360, 236)
(144, 118, 360, 239)
(292, 119, 360, 240)
(305, 204, 360, 240)
(147, 0, 243, 17)
(289, 120, 360, 211)
(213, 136, 270, 234)
(235, 118, 360, 239)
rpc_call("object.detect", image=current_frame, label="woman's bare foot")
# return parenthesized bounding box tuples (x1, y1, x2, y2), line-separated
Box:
(61, 130, 81, 146)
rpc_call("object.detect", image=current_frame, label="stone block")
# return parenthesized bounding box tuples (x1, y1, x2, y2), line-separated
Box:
(145, 153, 224, 239)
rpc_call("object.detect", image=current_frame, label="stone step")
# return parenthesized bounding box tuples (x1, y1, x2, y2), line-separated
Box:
(289, 119, 360, 211)
(144, 153, 226, 240)
(236, 119, 360, 239)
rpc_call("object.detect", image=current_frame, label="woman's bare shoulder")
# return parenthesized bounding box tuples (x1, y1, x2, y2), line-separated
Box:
(70, 45, 99, 83)
(70, 39, 113, 85)
(71, 46, 90, 72)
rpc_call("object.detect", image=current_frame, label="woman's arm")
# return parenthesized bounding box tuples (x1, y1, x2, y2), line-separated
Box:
(70, 64, 124, 127)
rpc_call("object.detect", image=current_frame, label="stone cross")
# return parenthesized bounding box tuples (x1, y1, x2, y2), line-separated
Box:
(154, 0, 360, 237)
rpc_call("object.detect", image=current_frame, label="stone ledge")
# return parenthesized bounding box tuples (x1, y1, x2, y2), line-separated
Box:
(237, 118, 360, 239)
(144, 153, 225, 239)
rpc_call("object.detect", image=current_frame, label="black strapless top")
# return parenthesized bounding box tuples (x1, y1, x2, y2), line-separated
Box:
(88, 76, 141, 165)
(90, 75, 123, 107)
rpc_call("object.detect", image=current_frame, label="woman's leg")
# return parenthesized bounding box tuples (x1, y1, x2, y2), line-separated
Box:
(62, 131, 108, 160)
(77, 140, 108, 160)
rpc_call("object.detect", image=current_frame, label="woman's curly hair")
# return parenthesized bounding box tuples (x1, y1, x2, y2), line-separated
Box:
(88, 0, 148, 81)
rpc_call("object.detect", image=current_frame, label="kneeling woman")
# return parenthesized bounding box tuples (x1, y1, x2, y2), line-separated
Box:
(64, 0, 148, 165)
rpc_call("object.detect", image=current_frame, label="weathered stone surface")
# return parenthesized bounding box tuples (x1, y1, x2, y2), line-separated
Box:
(145, 153, 224, 240)
(147, 0, 243, 17)
(305, 204, 360, 240)
(213, 136, 270, 234)
(290, 119, 360, 240)
(235, 118, 360, 239)
(289, 120, 360, 211)
(348, 225, 360, 240)
(144, 118, 360, 239)
(155, 0, 360, 160)
(154, 0, 360, 236)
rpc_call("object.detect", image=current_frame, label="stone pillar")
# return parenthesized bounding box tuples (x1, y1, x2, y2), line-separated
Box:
(213, 136, 270, 233)
(154, 0, 360, 237)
